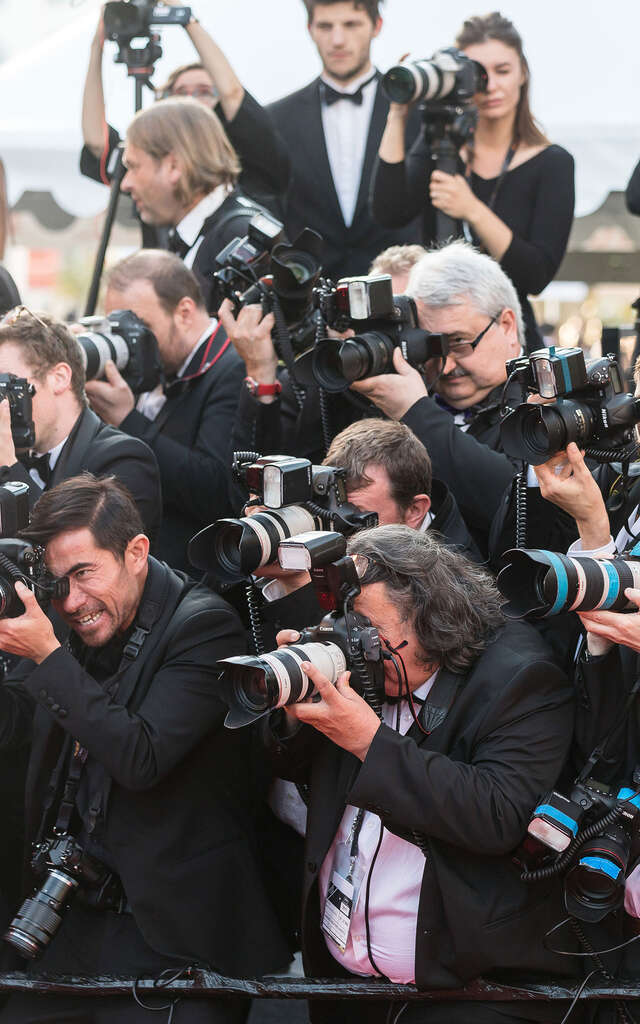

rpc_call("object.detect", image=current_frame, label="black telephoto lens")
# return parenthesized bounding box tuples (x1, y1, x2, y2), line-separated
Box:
(501, 400, 595, 465)
(5, 869, 79, 959)
(312, 333, 395, 392)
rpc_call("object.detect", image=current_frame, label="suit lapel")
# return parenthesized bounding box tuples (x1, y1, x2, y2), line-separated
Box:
(302, 79, 345, 228)
(352, 73, 387, 227)
(49, 408, 101, 488)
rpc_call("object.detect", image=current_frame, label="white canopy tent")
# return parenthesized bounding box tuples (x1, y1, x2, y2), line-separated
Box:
(1, 0, 640, 219)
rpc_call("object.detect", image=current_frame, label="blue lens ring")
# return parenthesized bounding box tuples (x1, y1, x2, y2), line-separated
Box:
(542, 551, 569, 616)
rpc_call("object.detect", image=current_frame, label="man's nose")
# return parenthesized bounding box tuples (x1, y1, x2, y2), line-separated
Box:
(442, 352, 458, 376)
(330, 25, 346, 47)
(121, 170, 132, 193)
(62, 579, 84, 614)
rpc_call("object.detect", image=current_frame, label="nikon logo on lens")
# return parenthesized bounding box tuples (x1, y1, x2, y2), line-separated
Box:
(497, 548, 640, 619)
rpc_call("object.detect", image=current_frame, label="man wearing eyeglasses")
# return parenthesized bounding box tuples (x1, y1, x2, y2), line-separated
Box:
(350, 241, 528, 556)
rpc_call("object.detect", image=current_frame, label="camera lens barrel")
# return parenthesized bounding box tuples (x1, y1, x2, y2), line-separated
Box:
(564, 826, 630, 922)
(312, 333, 395, 392)
(501, 400, 596, 465)
(76, 331, 130, 383)
(498, 549, 640, 619)
(218, 641, 348, 728)
(4, 869, 79, 959)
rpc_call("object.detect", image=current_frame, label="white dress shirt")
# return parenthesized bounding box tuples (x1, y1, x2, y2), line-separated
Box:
(177, 185, 233, 269)
(28, 435, 68, 490)
(320, 69, 377, 228)
(319, 672, 438, 983)
(136, 321, 218, 421)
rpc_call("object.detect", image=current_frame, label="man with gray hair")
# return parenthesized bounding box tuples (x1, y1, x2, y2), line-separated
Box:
(351, 240, 526, 553)
(268, 526, 576, 1023)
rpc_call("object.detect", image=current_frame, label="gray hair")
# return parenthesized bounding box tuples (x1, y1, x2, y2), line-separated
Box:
(348, 524, 504, 674)
(406, 240, 525, 347)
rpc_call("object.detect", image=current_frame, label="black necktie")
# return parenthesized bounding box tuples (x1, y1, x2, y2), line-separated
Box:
(321, 75, 376, 107)
(167, 228, 189, 259)
(23, 452, 50, 487)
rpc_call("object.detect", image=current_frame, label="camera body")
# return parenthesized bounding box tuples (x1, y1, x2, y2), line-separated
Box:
(0, 373, 35, 450)
(296, 274, 447, 393)
(188, 454, 377, 583)
(216, 550, 385, 727)
(501, 347, 640, 464)
(103, 1, 191, 42)
(76, 310, 163, 396)
(0, 537, 69, 619)
(5, 834, 113, 959)
(209, 212, 287, 315)
(524, 775, 640, 923)
(382, 48, 488, 106)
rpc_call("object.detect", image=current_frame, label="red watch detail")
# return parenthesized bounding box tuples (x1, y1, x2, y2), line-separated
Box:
(244, 376, 282, 397)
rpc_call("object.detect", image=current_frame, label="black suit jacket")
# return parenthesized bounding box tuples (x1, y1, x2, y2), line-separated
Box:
(120, 329, 245, 572)
(267, 620, 576, 1000)
(3, 407, 161, 545)
(267, 75, 421, 280)
(1, 557, 290, 976)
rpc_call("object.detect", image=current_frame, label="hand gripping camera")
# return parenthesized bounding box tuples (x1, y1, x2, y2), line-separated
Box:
(294, 274, 448, 392)
(500, 347, 640, 465)
(76, 310, 163, 395)
(188, 454, 377, 584)
(0, 536, 69, 619)
(215, 547, 385, 728)
(522, 773, 640, 923)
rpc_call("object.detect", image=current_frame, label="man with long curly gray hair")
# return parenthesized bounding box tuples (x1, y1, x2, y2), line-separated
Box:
(269, 526, 577, 1024)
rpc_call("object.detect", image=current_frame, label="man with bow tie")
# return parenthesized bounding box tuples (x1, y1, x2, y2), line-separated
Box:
(267, 0, 421, 281)
(0, 308, 161, 542)
(85, 250, 245, 572)
(266, 525, 578, 1024)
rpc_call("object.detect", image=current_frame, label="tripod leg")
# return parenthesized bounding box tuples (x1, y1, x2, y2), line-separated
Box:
(84, 149, 125, 316)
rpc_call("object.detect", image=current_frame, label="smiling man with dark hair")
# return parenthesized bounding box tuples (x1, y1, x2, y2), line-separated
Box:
(0, 473, 289, 1024)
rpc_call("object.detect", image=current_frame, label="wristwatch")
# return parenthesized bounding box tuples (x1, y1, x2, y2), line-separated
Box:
(244, 376, 282, 397)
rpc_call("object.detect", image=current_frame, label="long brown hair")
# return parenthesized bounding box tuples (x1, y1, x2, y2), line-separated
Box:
(455, 12, 549, 147)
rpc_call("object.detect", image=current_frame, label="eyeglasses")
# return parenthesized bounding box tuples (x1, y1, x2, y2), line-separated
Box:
(445, 313, 500, 360)
(1, 305, 49, 333)
(352, 552, 407, 582)
(170, 86, 217, 100)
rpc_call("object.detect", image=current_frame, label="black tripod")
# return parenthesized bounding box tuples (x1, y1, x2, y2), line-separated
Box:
(84, 37, 162, 316)
(422, 101, 477, 244)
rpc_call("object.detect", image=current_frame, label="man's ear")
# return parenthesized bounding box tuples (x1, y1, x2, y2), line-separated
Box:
(500, 308, 520, 354)
(164, 151, 182, 187)
(403, 494, 431, 529)
(173, 296, 197, 331)
(48, 362, 73, 396)
(125, 534, 150, 575)
(372, 16, 383, 39)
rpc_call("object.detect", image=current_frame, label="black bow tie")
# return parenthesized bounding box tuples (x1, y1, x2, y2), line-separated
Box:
(22, 452, 50, 486)
(321, 75, 376, 107)
(167, 228, 189, 259)
(385, 693, 426, 707)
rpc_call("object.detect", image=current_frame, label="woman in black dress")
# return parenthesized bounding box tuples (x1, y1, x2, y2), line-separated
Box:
(371, 12, 575, 353)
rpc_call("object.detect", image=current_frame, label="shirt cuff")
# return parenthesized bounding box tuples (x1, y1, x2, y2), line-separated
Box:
(567, 537, 615, 558)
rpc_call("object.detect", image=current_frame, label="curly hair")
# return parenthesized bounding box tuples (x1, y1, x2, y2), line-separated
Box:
(348, 525, 504, 673)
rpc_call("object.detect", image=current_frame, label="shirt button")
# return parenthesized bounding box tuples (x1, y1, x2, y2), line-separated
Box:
(307, 861, 317, 874)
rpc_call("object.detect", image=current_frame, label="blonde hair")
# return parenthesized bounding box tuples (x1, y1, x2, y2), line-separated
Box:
(126, 97, 240, 206)
(369, 244, 426, 279)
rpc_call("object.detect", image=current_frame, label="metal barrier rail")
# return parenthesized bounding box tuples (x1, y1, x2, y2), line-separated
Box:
(0, 972, 638, 1002)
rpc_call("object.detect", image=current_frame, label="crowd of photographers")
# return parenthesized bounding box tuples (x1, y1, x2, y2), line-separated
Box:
(2, 0, 640, 1022)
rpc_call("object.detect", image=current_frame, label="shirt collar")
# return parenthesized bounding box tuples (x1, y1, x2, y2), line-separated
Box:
(46, 435, 68, 471)
(176, 185, 233, 248)
(176, 320, 218, 379)
(320, 66, 377, 95)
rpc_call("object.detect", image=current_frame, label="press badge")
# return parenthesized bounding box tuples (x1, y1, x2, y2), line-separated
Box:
(321, 839, 365, 951)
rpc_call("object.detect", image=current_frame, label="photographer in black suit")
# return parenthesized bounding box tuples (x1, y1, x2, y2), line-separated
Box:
(85, 250, 244, 572)
(267, 0, 420, 280)
(0, 307, 160, 541)
(267, 526, 577, 1024)
(121, 98, 271, 299)
(0, 475, 289, 1023)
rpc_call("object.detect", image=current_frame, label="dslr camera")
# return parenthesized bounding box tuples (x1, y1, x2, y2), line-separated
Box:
(103, 1, 191, 42)
(521, 772, 640, 923)
(188, 453, 377, 584)
(500, 346, 640, 464)
(5, 833, 118, 959)
(76, 310, 163, 396)
(0, 373, 35, 450)
(214, 544, 385, 727)
(295, 274, 448, 392)
(210, 213, 323, 351)
(0, 535, 69, 620)
(382, 47, 488, 106)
